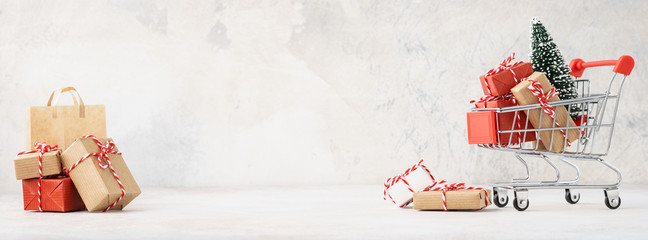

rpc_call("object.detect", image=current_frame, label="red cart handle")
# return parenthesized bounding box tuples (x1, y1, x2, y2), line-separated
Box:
(569, 55, 634, 78)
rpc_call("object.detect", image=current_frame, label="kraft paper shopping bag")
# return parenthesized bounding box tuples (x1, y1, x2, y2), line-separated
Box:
(27, 87, 107, 150)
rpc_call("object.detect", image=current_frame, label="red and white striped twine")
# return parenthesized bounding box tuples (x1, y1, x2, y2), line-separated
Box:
(471, 53, 525, 145)
(18, 143, 60, 212)
(422, 181, 490, 211)
(525, 79, 572, 147)
(484, 53, 522, 77)
(469, 92, 515, 104)
(383, 159, 435, 208)
(64, 135, 125, 212)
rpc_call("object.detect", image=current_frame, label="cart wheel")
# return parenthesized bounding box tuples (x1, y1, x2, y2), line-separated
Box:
(513, 190, 529, 211)
(565, 189, 580, 204)
(493, 190, 509, 208)
(604, 190, 621, 209)
(513, 197, 529, 211)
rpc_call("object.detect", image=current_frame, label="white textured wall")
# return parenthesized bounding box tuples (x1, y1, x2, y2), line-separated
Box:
(1, 0, 647, 190)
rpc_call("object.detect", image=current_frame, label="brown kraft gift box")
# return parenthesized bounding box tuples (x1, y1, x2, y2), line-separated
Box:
(14, 151, 62, 180)
(413, 189, 491, 210)
(61, 137, 141, 211)
(511, 72, 579, 152)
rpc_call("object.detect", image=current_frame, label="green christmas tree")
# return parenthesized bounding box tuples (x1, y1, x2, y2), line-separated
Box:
(529, 17, 581, 119)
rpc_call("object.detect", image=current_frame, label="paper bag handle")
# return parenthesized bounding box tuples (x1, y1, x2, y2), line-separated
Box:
(47, 87, 86, 118)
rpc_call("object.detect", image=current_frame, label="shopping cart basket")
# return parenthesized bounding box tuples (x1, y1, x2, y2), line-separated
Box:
(471, 55, 635, 211)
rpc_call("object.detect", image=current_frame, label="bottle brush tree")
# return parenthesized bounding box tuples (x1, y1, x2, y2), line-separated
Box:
(530, 17, 581, 119)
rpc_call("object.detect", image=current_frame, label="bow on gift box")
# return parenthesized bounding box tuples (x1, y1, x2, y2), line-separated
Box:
(64, 135, 125, 212)
(422, 180, 490, 211)
(471, 53, 527, 145)
(17, 143, 60, 212)
(524, 79, 573, 147)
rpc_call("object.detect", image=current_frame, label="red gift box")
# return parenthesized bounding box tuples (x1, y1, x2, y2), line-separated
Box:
(468, 99, 536, 145)
(480, 62, 533, 96)
(22, 177, 85, 212)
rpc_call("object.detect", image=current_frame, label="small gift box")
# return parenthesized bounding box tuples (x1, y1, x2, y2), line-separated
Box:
(384, 160, 436, 207)
(61, 136, 141, 212)
(22, 177, 85, 212)
(511, 72, 579, 152)
(412, 182, 491, 211)
(468, 99, 536, 145)
(413, 189, 491, 211)
(14, 150, 62, 180)
(480, 59, 533, 96)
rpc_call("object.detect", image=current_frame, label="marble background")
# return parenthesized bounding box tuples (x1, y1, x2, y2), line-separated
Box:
(1, 0, 646, 191)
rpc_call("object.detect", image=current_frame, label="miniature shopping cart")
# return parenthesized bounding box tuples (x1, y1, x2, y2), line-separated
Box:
(472, 56, 635, 211)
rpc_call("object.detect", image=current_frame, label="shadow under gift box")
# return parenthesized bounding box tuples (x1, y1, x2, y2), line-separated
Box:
(61, 138, 141, 212)
(23, 177, 85, 212)
(467, 100, 536, 145)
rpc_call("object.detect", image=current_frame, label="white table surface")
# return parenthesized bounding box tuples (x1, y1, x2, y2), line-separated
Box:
(1, 184, 647, 239)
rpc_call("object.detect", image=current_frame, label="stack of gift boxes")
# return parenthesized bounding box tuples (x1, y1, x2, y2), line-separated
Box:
(13, 87, 140, 212)
(467, 53, 580, 152)
(384, 160, 491, 211)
